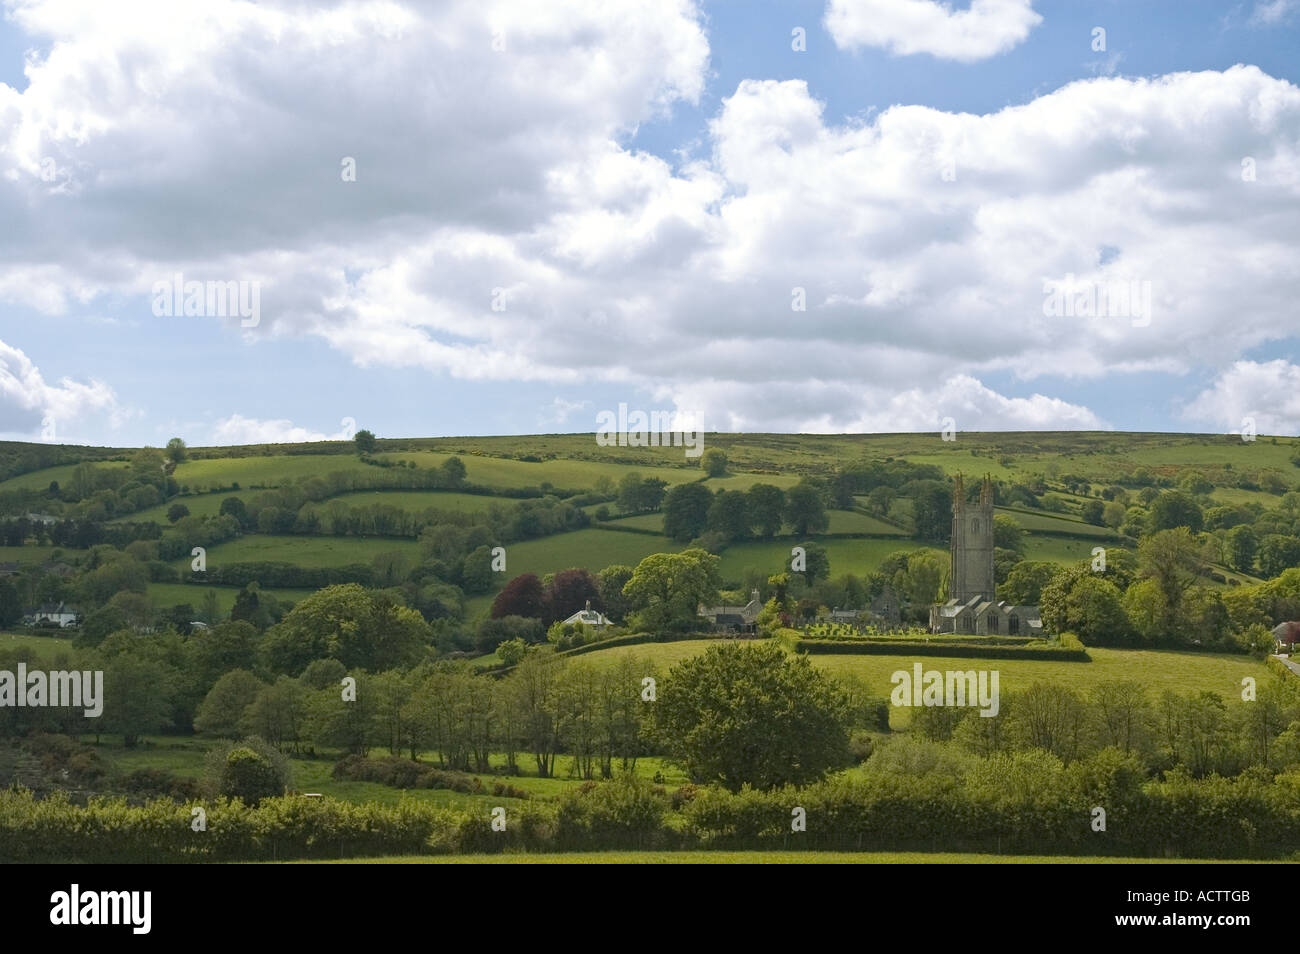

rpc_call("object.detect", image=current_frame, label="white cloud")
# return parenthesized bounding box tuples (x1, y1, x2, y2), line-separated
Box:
(0, 337, 119, 439)
(1184, 360, 1300, 435)
(210, 414, 351, 445)
(537, 396, 590, 429)
(1250, 0, 1298, 26)
(2, 3, 1299, 435)
(824, 0, 1042, 62)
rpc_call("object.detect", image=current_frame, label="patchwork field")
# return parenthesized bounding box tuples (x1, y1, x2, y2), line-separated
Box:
(294, 851, 1277, 864)
(0, 545, 60, 565)
(574, 638, 1266, 727)
(171, 534, 422, 570)
(714, 539, 945, 583)
(0, 631, 78, 662)
(146, 582, 317, 613)
(499, 529, 682, 579)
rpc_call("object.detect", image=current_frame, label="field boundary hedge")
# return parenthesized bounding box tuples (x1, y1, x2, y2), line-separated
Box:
(790, 638, 1090, 661)
(558, 630, 735, 658)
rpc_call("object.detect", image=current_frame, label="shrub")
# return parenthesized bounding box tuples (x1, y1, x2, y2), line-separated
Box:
(205, 737, 290, 805)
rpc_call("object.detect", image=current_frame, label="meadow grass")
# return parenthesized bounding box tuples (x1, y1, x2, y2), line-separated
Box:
(825, 510, 907, 534)
(146, 582, 317, 612)
(286, 850, 1281, 864)
(0, 545, 60, 564)
(715, 538, 944, 583)
(498, 529, 681, 579)
(575, 638, 1266, 727)
(88, 734, 687, 807)
(171, 534, 422, 570)
(997, 507, 1117, 538)
(0, 630, 78, 662)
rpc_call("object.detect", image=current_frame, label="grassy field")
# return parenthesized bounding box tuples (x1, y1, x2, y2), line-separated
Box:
(1022, 535, 1105, 564)
(826, 510, 907, 534)
(172, 534, 422, 570)
(575, 639, 1266, 727)
(291, 850, 1280, 864)
(715, 538, 944, 582)
(0, 631, 78, 661)
(90, 734, 689, 808)
(146, 582, 317, 612)
(5, 431, 1298, 497)
(499, 529, 682, 579)
(0, 545, 61, 565)
(997, 507, 1118, 538)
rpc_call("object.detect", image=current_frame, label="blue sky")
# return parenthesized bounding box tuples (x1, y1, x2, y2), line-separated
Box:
(1, 0, 1298, 448)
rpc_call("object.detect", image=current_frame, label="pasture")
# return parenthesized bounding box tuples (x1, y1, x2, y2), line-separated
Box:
(296, 850, 1276, 864)
(499, 529, 681, 579)
(171, 534, 422, 570)
(146, 582, 316, 612)
(574, 638, 1266, 727)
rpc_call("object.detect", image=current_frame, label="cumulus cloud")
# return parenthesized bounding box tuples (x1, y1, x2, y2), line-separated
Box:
(2, 2, 1299, 434)
(537, 397, 590, 429)
(824, 0, 1042, 62)
(1250, 0, 1299, 26)
(209, 414, 352, 445)
(0, 338, 119, 438)
(1184, 360, 1300, 435)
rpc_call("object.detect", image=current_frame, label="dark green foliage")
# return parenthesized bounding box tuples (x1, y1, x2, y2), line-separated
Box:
(652, 642, 851, 791)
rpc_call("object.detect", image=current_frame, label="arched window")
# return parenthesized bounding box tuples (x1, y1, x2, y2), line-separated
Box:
(1009, 615, 1020, 635)
(971, 519, 979, 533)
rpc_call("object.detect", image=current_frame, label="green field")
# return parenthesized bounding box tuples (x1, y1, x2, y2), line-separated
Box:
(174, 534, 422, 570)
(91, 733, 688, 808)
(715, 539, 944, 583)
(500, 529, 681, 579)
(1022, 535, 1105, 564)
(826, 510, 907, 534)
(997, 507, 1117, 538)
(0, 631, 78, 662)
(0, 545, 61, 565)
(575, 639, 1265, 727)
(292, 850, 1277, 864)
(146, 582, 317, 612)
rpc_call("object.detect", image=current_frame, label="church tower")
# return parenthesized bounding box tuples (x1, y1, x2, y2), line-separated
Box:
(949, 475, 995, 603)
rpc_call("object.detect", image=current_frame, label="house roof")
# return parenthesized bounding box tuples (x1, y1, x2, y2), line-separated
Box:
(562, 609, 612, 626)
(34, 601, 77, 615)
(699, 590, 763, 624)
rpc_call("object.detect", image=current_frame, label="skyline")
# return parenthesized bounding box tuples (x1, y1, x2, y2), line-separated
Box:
(1, 0, 1299, 446)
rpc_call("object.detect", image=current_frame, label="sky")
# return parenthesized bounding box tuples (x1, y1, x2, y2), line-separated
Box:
(0, 0, 1298, 448)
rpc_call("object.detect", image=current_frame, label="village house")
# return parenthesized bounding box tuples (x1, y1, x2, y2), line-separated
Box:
(826, 584, 904, 627)
(27, 601, 80, 628)
(561, 600, 614, 629)
(698, 589, 763, 634)
(1272, 621, 1299, 654)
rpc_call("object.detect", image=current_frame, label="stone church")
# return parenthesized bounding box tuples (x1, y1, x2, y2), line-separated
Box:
(929, 475, 1043, 636)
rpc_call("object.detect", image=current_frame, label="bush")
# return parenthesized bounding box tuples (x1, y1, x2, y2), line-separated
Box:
(555, 775, 671, 850)
(205, 737, 290, 805)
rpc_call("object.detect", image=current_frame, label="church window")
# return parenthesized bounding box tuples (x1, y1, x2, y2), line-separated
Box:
(988, 615, 998, 634)
(971, 519, 979, 533)
(1009, 615, 1019, 635)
